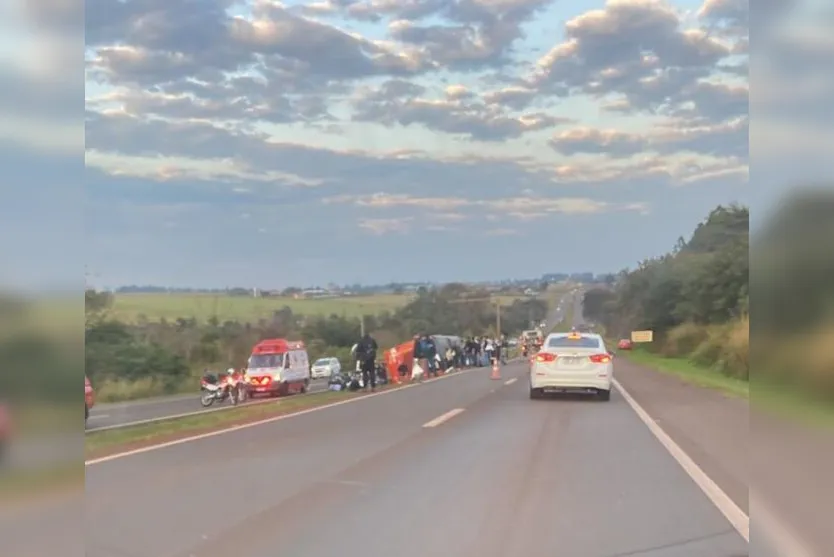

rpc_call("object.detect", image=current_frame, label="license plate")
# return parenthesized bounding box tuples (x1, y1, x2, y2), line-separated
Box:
(561, 357, 579, 364)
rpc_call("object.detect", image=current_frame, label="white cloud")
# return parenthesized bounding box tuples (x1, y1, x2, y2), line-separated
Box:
(76, 0, 751, 286)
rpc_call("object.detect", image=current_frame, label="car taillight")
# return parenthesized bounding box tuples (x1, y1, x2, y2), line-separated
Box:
(536, 353, 556, 362)
(589, 354, 611, 363)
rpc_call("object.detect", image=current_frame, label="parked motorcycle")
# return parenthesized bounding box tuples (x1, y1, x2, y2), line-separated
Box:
(200, 371, 241, 407)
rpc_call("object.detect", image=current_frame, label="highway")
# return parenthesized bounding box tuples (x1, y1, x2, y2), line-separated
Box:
(84, 369, 747, 556)
(87, 292, 574, 432)
(86, 379, 331, 431)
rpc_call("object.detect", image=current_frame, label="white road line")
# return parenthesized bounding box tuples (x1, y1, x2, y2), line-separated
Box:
(85, 396, 280, 433)
(422, 408, 465, 428)
(87, 414, 110, 420)
(613, 379, 749, 543)
(504, 378, 517, 385)
(86, 365, 487, 466)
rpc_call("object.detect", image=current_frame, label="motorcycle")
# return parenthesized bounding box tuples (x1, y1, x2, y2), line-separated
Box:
(200, 372, 241, 407)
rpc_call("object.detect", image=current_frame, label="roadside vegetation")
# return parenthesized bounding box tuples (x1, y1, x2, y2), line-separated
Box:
(86, 284, 550, 402)
(583, 204, 750, 385)
(585, 195, 834, 421)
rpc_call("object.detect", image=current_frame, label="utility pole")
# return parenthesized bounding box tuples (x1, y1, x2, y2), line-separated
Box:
(495, 300, 501, 337)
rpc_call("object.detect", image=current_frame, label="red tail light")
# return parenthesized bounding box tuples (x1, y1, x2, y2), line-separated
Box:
(536, 352, 557, 362)
(589, 354, 611, 364)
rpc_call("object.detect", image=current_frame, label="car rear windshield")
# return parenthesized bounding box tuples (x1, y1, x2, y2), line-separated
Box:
(547, 336, 601, 349)
(314, 359, 330, 365)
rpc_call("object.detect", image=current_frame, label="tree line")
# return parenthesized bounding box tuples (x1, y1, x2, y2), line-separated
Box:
(85, 284, 547, 401)
(582, 204, 749, 379)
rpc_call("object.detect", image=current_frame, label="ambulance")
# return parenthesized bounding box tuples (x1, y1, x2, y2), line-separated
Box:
(245, 339, 311, 397)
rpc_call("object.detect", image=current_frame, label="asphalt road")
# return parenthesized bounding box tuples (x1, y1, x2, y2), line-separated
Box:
(86, 378, 331, 430)
(82, 359, 748, 557)
(87, 292, 575, 432)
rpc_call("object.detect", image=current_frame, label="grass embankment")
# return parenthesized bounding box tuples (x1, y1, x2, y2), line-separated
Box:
(85, 384, 407, 458)
(615, 318, 834, 426)
(621, 347, 749, 398)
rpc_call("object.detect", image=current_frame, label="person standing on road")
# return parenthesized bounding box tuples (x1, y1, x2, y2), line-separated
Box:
(484, 337, 494, 365)
(424, 335, 439, 377)
(356, 333, 379, 392)
(412, 334, 424, 382)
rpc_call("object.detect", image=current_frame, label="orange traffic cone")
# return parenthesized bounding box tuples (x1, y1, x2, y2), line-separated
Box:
(490, 358, 501, 380)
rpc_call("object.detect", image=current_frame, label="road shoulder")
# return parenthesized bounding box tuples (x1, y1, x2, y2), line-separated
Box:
(613, 357, 749, 513)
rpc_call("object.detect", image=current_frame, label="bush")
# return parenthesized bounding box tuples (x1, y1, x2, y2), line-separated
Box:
(661, 323, 709, 357)
(680, 318, 748, 380)
(721, 317, 749, 379)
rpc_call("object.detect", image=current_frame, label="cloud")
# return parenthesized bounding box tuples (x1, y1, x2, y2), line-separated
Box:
(323, 192, 651, 224)
(351, 79, 571, 140)
(529, 0, 746, 126)
(309, 0, 556, 70)
(359, 217, 413, 234)
(81, 0, 752, 287)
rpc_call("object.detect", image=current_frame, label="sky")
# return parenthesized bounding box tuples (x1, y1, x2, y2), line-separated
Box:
(75, 0, 758, 288)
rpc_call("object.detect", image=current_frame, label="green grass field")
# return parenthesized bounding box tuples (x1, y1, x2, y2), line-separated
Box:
(109, 292, 532, 323)
(110, 293, 413, 323)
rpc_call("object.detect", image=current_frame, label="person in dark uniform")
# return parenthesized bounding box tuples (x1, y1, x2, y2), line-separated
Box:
(355, 333, 379, 392)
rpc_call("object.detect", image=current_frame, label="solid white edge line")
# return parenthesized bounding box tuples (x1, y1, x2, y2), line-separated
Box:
(85, 396, 282, 433)
(86, 364, 488, 466)
(422, 408, 465, 428)
(504, 378, 517, 385)
(613, 379, 750, 543)
(617, 378, 817, 555)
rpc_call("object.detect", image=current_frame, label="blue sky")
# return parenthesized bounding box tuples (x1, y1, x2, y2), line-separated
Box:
(78, 0, 754, 289)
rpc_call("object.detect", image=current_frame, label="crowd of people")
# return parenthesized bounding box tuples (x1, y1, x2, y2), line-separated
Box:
(409, 334, 508, 380)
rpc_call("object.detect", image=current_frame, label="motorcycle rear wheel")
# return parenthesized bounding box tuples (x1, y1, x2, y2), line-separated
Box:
(200, 392, 215, 407)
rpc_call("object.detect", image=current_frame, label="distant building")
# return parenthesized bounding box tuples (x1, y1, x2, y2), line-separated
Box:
(299, 288, 337, 299)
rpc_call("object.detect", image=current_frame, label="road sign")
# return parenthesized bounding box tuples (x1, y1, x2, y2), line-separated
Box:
(631, 330, 653, 343)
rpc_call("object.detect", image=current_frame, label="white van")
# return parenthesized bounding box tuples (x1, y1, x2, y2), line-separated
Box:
(246, 339, 311, 396)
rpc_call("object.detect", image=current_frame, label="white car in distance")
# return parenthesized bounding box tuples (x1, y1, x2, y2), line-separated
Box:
(310, 357, 341, 379)
(529, 331, 613, 401)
